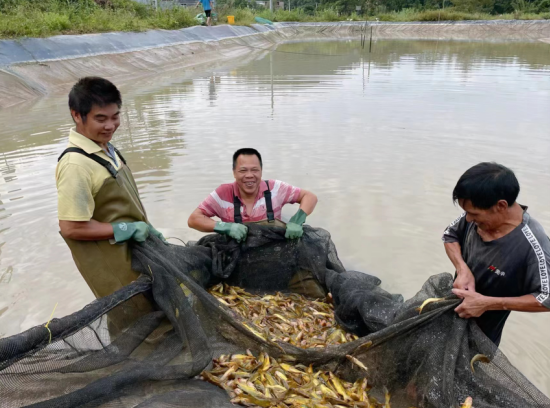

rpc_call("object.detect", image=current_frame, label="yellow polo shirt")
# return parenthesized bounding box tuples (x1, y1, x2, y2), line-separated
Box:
(56, 128, 123, 221)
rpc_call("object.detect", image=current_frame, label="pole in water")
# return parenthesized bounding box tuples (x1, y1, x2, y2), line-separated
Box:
(369, 26, 373, 53)
(270, 52, 274, 113)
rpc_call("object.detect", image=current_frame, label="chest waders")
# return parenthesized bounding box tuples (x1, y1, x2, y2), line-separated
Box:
(233, 181, 325, 299)
(58, 148, 155, 333)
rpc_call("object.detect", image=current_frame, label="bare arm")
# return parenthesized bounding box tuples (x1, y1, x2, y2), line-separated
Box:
(296, 189, 318, 216)
(489, 294, 549, 312)
(188, 208, 218, 233)
(444, 241, 476, 291)
(453, 290, 549, 318)
(444, 241, 468, 271)
(59, 219, 114, 241)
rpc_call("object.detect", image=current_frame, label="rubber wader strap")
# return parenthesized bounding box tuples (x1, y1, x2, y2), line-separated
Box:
(263, 180, 275, 222)
(58, 147, 118, 179)
(233, 195, 243, 224)
(113, 147, 127, 166)
(234, 181, 274, 224)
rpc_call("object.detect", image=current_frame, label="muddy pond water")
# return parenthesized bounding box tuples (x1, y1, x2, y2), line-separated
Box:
(0, 39, 549, 395)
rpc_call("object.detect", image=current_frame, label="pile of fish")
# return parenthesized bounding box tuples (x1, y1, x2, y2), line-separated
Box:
(202, 351, 388, 408)
(204, 284, 474, 408)
(207, 283, 358, 348)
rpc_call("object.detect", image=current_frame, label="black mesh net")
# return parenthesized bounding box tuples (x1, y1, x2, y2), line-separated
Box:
(1, 225, 549, 408)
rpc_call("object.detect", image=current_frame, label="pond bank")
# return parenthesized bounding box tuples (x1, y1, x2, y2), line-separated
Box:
(1, 20, 549, 108)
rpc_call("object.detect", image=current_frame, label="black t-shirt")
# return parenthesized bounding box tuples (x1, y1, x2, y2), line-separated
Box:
(442, 208, 550, 345)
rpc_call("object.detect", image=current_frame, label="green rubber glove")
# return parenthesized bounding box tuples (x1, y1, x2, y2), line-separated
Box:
(148, 224, 167, 243)
(285, 209, 307, 240)
(214, 221, 248, 243)
(111, 221, 150, 243)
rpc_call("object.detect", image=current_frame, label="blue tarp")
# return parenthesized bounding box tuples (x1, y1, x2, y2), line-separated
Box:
(0, 25, 261, 66)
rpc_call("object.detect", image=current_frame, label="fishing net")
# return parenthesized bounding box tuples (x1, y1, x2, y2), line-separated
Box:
(1, 225, 549, 408)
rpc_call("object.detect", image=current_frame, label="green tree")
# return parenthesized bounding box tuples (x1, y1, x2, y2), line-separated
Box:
(452, 0, 494, 12)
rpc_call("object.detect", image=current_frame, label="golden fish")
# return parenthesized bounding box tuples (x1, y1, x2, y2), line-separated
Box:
(203, 285, 395, 408)
(202, 351, 392, 408)
(208, 284, 357, 349)
(416, 297, 445, 314)
(346, 354, 369, 373)
(461, 396, 473, 408)
(470, 354, 490, 374)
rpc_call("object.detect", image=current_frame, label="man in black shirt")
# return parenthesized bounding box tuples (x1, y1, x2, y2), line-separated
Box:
(443, 162, 550, 345)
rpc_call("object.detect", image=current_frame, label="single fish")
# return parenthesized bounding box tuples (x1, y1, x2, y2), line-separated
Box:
(242, 323, 267, 341)
(280, 363, 302, 374)
(275, 370, 288, 382)
(470, 354, 490, 373)
(416, 297, 445, 314)
(461, 396, 473, 408)
(346, 354, 369, 373)
(384, 386, 391, 408)
(330, 373, 350, 401)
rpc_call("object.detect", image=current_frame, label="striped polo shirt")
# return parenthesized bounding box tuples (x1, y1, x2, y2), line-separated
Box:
(198, 180, 301, 223)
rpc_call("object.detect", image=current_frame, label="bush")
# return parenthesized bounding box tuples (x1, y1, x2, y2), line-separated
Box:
(151, 7, 196, 29)
(43, 12, 72, 31)
(274, 8, 309, 21)
(416, 9, 481, 20)
(453, 0, 495, 13)
(346, 11, 364, 20)
(232, 8, 256, 24)
(111, 0, 151, 17)
(314, 6, 340, 21)
(375, 7, 487, 20)
(257, 9, 276, 20)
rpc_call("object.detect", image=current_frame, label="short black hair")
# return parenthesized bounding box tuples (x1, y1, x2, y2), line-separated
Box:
(68, 77, 122, 122)
(233, 148, 262, 170)
(452, 162, 519, 209)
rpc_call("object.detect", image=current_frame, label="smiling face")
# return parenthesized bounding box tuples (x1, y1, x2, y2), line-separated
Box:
(72, 103, 120, 146)
(459, 199, 507, 232)
(233, 154, 262, 198)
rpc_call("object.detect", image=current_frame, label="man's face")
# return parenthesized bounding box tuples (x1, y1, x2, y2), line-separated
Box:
(459, 199, 506, 231)
(233, 155, 262, 196)
(72, 103, 120, 145)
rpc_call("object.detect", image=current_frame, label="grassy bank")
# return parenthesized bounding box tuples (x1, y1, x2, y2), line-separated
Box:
(221, 6, 550, 25)
(0, 0, 549, 39)
(0, 0, 198, 38)
(373, 7, 550, 21)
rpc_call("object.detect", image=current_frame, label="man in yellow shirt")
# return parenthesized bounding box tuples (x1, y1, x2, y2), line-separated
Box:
(56, 77, 164, 329)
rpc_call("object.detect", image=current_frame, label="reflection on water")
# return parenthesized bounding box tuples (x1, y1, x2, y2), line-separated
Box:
(0, 39, 549, 395)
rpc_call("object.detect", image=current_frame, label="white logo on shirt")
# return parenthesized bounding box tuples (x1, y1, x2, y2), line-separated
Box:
(119, 223, 128, 231)
(522, 224, 549, 303)
(488, 265, 505, 277)
(495, 269, 506, 277)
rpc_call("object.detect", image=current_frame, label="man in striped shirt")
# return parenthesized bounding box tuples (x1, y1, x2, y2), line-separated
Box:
(188, 148, 318, 242)
(443, 162, 550, 345)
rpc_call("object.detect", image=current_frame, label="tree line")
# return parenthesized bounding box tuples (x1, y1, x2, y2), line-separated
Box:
(232, 0, 550, 16)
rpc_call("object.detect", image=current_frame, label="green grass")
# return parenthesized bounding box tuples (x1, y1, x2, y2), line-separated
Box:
(218, 7, 550, 24)
(218, 7, 347, 23)
(0, 0, 549, 39)
(218, 5, 550, 24)
(373, 7, 550, 21)
(0, 0, 197, 38)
